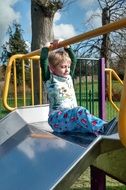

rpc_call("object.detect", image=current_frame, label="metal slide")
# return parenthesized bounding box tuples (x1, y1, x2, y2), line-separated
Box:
(0, 105, 122, 190)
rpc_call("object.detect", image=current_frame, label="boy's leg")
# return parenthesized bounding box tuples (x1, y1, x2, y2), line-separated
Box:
(48, 107, 104, 133)
(76, 106, 106, 134)
(48, 107, 118, 135)
(48, 108, 81, 133)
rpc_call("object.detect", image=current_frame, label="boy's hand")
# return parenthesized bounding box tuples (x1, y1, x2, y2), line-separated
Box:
(44, 40, 59, 49)
(53, 39, 70, 49)
(44, 39, 70, 50)
(45, 42, 52, 48)
(52, 39, 59, 49)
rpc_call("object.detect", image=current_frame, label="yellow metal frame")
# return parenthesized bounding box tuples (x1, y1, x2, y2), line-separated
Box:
(3, 57, 122, 113)
(3, 54, 23, 111)
(2, 18, 126, 147)
(105, 68, 123, 112)
(21, 18, 126, 58)
(2, 54, 41, 111)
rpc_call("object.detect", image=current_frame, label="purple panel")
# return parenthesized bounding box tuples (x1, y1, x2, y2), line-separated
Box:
(98, 58, 106, 120)
(90, 166, 106, 190)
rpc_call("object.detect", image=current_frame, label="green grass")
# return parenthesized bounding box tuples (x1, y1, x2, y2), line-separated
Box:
(69, 168, 126, 190)
(0, 98, 10, 119)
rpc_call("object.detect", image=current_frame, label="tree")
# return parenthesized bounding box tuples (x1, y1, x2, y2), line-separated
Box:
(1, 22, 28, 84)
(98, 0, 126, 67)
(74, 0, 126, 100)
(75, 0, 126, 68)
(31, 0, 75, 104)
(2, 22, 28, 57)
(113, 43, 126, 79)
(96, 0, 126, 100)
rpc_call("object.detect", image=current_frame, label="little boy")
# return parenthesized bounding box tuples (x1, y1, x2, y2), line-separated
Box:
(40, 40, 117, 135)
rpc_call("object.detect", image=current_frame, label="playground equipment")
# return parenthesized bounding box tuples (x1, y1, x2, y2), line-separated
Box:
(1, 18, 126, 189)
(0, 105, 122, 190)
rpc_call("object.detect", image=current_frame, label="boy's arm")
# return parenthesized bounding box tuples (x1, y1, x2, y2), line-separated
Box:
(40, 47, 50, 82)
(64, 47, 77, 78)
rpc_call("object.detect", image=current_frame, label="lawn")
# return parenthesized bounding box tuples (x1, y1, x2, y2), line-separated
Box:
(69, 168, 126, 190)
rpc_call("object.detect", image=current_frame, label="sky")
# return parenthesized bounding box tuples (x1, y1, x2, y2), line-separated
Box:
(0, 0, 102, 55)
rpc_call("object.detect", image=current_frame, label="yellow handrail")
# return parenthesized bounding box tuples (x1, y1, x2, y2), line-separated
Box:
(2, 54, 40, 111)
(22, 18, 126, 58)
(22, 60, 26, 106)
(105, 68, 123, 112)
(3, 54, 25, 111)
(3, 59, 122, 112)
(30, 60, 34, 105)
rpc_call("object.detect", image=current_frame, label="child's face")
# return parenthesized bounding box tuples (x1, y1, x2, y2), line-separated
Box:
(51, 61, 71, 77)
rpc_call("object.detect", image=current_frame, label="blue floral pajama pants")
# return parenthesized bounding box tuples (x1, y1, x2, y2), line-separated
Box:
(48, 106, 106, 135)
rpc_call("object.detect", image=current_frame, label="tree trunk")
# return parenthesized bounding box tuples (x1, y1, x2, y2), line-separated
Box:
(31, 0, 54, 104)
(100, 7, 110, 68)
(100, 7, 111, 100)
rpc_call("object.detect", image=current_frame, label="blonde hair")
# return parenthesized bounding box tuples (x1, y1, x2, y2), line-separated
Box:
(48, 50, 71, 67)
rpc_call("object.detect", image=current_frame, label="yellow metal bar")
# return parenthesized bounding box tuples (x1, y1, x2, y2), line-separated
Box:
(22, 60, 26, 106)
(39, 65, 42, 104)
(2, 54, 25, 111)
(109, 69, 112, 100)
(108, 69, 119, 111)
(22, 18, 126, 58)
(105, 68, 123, 85)
(13, 60, 17, 108)
(30, 60, 34, 105)
(105, 68, 123, 112)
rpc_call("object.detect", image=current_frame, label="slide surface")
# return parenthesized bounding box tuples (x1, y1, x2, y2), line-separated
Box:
(0, 106, 119, 190)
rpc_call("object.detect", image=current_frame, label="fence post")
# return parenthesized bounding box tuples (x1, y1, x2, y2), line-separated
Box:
(98, 58, 106, 120)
